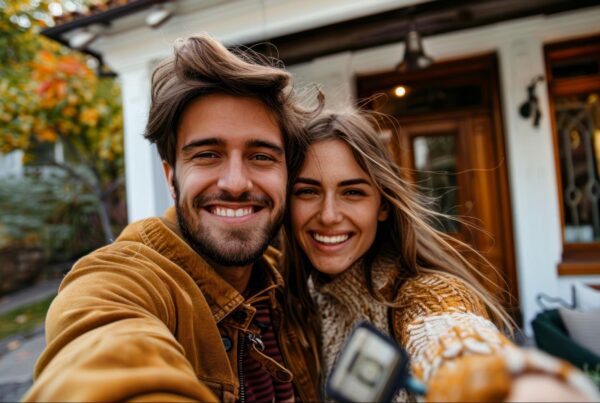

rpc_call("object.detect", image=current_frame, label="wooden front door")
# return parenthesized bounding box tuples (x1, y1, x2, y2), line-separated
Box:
(357, 54, 520, 320)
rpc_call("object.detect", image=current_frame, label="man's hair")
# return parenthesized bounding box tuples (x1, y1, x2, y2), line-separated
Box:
(144, 33, 310, 167)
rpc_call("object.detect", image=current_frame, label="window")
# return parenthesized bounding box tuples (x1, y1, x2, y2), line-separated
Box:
(412, 134, 460, 233)
(546, 35, 600, 274)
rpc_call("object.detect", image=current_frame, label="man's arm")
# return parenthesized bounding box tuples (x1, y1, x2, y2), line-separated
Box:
(22, 249, 218, 402)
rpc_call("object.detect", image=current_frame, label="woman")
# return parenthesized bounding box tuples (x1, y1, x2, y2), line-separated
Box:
(282, 110, 598, 402)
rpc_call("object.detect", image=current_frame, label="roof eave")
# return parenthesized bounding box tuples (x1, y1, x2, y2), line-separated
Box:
(41, 0, 164, 39)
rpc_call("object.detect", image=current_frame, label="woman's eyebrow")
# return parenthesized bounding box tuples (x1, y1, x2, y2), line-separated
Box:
(295, 177, 320, 186)
(339, 178, 371, 187)
(295, 178, 372, 187)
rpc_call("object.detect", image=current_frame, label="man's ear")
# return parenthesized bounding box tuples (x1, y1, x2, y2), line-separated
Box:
(162, 160, 177, 200)
(378, 201, 389, 222)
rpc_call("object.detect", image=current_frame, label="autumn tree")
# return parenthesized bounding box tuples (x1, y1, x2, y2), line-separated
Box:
(0, 0, 125, 244)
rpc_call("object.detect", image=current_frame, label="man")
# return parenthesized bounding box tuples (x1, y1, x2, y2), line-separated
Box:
(23, 34, 319, 402)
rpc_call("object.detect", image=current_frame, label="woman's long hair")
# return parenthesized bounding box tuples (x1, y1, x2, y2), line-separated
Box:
(282, 109, 515, 372)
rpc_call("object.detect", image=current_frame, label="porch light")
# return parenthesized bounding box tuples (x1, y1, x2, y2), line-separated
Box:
(394, 85, 407, 97)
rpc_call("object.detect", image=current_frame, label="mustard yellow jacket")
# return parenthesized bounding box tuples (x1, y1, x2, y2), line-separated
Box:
(23, 207, 319, 402)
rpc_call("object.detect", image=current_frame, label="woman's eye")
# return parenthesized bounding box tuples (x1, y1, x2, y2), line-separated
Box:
(344, 189, 366, 197)
(293, 188, 318, 197)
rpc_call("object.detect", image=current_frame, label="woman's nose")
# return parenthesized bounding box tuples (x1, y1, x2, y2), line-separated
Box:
(318, 195, 343, 225)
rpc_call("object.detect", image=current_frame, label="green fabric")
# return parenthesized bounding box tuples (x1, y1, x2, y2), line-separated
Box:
(532, 309, 600, 370)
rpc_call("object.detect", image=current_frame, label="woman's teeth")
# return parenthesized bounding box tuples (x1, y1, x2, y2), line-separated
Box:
(313, 233, 349, 244)
(212, 207, 253, 217)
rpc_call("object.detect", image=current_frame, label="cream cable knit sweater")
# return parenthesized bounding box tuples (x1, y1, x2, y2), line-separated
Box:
(308, 250, 510, 402)
(309, 252, 600, 402)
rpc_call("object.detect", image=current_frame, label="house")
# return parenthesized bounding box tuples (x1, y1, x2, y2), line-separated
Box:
(41, 0, 600, 333)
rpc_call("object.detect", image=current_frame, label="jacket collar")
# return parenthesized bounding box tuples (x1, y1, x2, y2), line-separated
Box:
(118, 206, 284, 323)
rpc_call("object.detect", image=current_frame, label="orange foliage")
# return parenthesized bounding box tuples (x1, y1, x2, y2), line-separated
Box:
(36, 128, 57, 142)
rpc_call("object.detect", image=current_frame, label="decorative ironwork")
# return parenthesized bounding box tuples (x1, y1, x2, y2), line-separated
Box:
(556, 93, 600, 243)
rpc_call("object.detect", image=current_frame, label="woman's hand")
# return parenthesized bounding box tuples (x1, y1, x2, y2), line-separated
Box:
(426, 354, 511, 401)
(425, 350, 600, 402)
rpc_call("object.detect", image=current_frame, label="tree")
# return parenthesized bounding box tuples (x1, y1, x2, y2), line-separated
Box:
(0, 0, 125, 244)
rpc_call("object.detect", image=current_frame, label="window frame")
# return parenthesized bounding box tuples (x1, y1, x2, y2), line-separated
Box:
(545, 35, 600, 275)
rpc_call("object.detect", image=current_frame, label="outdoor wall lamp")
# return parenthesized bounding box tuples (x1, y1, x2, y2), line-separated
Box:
(519, 75, 544, 127)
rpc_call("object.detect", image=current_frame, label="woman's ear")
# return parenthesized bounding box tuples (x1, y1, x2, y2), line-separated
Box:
(378, 201, 389, 221)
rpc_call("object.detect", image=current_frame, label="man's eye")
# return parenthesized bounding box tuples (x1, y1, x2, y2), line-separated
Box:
(251, 153, 275, 162)
(194, 152, 219, 159)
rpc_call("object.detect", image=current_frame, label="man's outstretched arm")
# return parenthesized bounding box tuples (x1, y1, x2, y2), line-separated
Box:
(22, 249, 219, 402)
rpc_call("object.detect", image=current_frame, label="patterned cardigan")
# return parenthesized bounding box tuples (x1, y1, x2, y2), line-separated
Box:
(309, 249, 598, 402)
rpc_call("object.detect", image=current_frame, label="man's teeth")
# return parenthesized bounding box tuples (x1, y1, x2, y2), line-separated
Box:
(212, 207, 253, 218)
(313, 233, 349, 244)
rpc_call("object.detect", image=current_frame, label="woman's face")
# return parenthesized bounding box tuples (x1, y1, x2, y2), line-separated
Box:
(291, 139, 388, 277)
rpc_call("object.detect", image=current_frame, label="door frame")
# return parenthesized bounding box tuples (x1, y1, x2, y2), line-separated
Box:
(356, 53, 520, 320)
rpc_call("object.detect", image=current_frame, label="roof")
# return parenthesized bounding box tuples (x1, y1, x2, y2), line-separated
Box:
(42, 0, 600, 66)
(52, 0, 131, 26)
(45, 0, 164, 37)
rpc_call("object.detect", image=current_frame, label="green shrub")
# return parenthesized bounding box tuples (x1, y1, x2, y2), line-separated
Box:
(0, 169, 105, 262)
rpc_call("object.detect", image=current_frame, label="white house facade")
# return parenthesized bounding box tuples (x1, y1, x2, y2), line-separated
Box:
(41, 0, 600, 333)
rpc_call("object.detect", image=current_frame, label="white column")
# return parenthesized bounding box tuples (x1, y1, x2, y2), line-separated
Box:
(498, 36, 562, 333)
(119, 64, 172, 222)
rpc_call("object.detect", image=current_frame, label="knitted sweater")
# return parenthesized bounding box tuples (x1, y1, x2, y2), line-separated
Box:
(309, 251, 412, 402)
(309, 251, 599, 401)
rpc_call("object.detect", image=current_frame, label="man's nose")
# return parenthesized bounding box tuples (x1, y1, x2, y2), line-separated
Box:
(217, 156, 253, 196)
(318, 195, 343, 225)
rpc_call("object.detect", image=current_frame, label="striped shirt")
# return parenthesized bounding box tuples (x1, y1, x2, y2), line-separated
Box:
(241, 297, 295, 403)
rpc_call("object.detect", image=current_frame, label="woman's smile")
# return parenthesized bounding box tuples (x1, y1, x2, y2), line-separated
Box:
(308, 230, 355, 253)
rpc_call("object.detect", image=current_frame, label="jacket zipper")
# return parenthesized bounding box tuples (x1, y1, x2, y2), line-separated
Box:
(238, 333, 247, 403)
(239, 330, 268, 403)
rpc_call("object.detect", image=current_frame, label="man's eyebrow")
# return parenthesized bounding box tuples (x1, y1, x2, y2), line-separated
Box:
(246, 139, 284, 155)
(181, 138, 224, 152)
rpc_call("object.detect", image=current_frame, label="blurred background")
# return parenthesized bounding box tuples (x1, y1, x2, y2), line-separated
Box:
(1, 0, 599, 400)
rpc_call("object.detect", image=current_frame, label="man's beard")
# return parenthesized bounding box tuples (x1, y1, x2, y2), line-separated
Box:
(174, 177, 283, 267)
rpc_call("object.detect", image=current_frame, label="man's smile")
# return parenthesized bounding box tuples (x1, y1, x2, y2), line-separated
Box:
(200, 203, 267, 224)
(210, 206, 255, 218)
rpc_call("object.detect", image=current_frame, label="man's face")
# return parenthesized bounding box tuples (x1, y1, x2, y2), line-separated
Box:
(163, 93, 286, 268)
